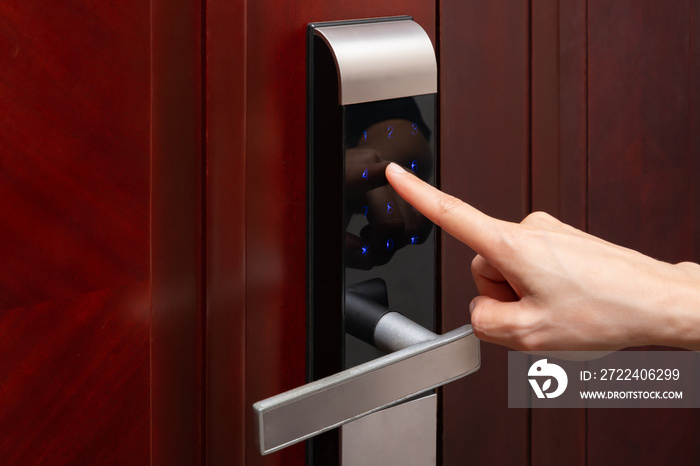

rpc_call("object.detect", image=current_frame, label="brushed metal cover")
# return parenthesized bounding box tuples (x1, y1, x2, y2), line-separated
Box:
(313, 19, 437, 105)
(342, 394, 437, 466)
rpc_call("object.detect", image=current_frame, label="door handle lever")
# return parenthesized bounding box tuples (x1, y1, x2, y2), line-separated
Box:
(252, 303, 480, 455)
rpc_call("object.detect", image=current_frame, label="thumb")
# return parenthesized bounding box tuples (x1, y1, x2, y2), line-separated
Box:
(469, 296, 526, 349)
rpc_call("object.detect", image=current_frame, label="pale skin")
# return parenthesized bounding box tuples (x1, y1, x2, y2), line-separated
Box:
(385, 162, 700, 352)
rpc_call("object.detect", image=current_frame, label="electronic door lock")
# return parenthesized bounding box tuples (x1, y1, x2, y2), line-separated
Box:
(307, 15, 443, 389)
(253, 16, 481, 462)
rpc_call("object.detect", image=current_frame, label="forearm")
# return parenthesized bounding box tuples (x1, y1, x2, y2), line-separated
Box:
(649, 261, 700, 350)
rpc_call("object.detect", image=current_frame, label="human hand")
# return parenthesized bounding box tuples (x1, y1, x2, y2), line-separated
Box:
(385, 162, 700, 351)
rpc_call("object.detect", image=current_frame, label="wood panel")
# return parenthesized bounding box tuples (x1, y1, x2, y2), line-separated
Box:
(151, 0, 205, 464)
(0, 283, 150, 464)
(0, 1, 150, 463)
(531, 0, 588, 225)
(588, 0, 693, 260)
(694, 0, 700, 261)
(530, 0, 587, 464)
(0, 2, 150, 310)
(243, 3, 434, 465)
(531, 1, 700, 464)
(586, 1, 700, 463)
(439, 1, 530, 465)
(204, 0, 248, 464)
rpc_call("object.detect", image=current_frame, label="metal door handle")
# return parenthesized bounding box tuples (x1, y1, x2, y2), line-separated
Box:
(252, 305, 480, 455)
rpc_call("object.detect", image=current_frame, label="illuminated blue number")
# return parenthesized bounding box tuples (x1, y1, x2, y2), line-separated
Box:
(363, 205, 368, 217)
(386, 202, 393, 214)
(387, 125, 394, 139)
(410, 160, 418, 172)
(362, 168, 368, 180)
(363, 131, 367, 142)
(410, 235, 418, 244)
(386, 239, 394, 251)
(361, 244, 368, 256)
(411, 122, 418, 135)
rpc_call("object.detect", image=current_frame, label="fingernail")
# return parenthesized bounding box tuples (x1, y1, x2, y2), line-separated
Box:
(387, 162, 406, 174)
(469, 300, 476, 314)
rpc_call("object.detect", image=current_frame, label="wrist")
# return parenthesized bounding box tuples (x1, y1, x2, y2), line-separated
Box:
(646, 261, 700, 350)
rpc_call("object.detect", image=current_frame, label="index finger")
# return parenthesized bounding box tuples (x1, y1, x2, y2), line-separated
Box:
(385, 162, 507, 260)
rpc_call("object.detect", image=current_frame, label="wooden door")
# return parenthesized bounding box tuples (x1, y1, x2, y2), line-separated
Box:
(1, 2, 210, 464)
(2, 1, 440, 465)
(532, 1, 700, 464)
(6, 1, 697, 465)
(0, 2, 150, 463)
(442, 1, 700, 465)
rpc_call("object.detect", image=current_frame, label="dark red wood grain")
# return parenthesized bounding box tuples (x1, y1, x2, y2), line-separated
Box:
(0, 2, 150, 309)
(0, 283, 150, 464)
(439, 1, 530, 465)
(694, 0, 700, 261)
(586, 1, 700, 463)
(531, 0, 589, 226)
(530, 0, 587, 464)
(151, 0, 205, 464)
(530, 0, 700, 464)
(0, 1, 150, 463)
(588, 0, 693, 261)
(204, 0, 247, 464)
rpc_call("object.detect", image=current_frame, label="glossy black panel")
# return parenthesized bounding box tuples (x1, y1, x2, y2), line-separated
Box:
(307, 30, 343, 466)
(343, 94, 436, 366)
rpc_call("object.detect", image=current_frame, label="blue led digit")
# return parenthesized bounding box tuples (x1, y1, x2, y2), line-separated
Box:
(362, 131, 367, 142)
(411, 122, 418, 135)
(387, 125, 394, 139)
(361, 244, 368, 256)
(386, 202, 393, 214)
(362, 168, 368, 180)
(386, 239, 394, 251)
(362, 205, 368, 217)
(410, 235, 418, 244)
(411, 160, 418, 173)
